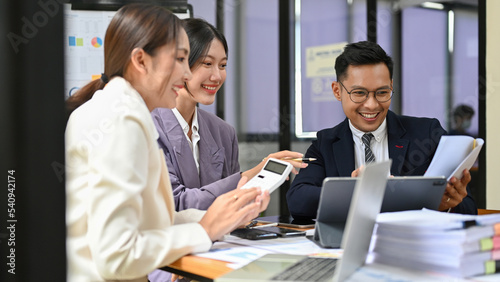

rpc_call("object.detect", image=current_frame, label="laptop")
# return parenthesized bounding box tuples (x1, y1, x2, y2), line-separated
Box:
(314, 175, 447, 248)
(215, 160, 392, 282)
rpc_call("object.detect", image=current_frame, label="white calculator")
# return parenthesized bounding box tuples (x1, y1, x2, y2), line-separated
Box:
(241, 158, 293, 194)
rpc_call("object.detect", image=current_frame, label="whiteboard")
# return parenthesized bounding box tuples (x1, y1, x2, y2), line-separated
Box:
(63, 3, 192, 99)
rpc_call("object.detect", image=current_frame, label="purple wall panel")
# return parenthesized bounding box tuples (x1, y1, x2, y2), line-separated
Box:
(402, 7, 447, 126)
(452, 9, 479, 136)
(189, 0, 218, 115)
(244, 0, 279, 133)
(301, 0, 350, 133)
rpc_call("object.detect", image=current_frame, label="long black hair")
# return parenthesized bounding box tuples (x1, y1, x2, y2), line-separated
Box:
(183, 18, 228, 70)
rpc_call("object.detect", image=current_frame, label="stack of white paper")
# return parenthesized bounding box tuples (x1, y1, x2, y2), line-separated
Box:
(371, 209, 500, 278)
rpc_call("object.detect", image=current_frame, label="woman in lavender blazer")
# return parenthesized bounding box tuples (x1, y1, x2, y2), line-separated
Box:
(151, 18, 306, 212)
(149, 18, 305, 282)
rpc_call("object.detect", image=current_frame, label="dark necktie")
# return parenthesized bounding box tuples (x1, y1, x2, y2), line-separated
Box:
(362, 133, 375, 163)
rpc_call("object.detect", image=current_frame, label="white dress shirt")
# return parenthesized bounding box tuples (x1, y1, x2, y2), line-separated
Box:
(349, 119, 390, 170)
(65, 77, 212, 282)
(172, 107, 201, 173)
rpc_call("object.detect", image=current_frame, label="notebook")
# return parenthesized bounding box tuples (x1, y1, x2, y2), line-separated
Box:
(215, 160, 392, 282)
(313, 175, 447, 248)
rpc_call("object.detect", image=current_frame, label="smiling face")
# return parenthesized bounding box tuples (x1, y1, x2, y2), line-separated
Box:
(332, 63, 392, 132)
(178, 39, 227, 106)
(140, 28, 192, 110)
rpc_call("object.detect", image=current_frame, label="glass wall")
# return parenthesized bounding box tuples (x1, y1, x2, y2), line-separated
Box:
(452, 8, 479, 136)
(400, 4, 478, 136)
(296, 0, 348, 137)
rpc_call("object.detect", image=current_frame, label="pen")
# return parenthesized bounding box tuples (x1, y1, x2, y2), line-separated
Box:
(251, 223, 278, 229)
(283, 158, 317, 162)
(473, 139, 477, 149)
(245, 220, 258, 229)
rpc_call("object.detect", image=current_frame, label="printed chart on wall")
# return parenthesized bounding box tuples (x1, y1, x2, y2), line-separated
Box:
(63, 4, 114, 99)
(296, 42, 347, 138)
(63, 4, 191, 99)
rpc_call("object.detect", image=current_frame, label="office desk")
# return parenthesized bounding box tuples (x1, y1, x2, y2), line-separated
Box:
(162, 252, 500, 282)
(160, 255, 231, 282)
(478, 208, 500, 215)
(161, 225, 314, 281)
(161, 212, 500, 282)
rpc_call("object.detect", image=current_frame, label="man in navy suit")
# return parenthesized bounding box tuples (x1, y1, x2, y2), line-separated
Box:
(287, 41, 476, 217)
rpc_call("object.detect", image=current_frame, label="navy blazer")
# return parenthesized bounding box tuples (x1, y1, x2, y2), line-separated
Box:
(151, 108, 241, 211)
(287, 111, 477, 217)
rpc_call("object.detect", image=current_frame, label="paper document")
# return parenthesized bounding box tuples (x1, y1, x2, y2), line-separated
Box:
(223, 235, 343, 258)
(194, 235, 343, 268)
(194, 241, 273, 267)
(424, 135, 484, 181)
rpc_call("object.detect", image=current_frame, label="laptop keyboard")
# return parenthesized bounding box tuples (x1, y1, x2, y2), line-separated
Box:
(270, 257, 338, 281)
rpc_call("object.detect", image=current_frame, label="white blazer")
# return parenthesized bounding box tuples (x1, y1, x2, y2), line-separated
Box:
(65, 77, 212, 282)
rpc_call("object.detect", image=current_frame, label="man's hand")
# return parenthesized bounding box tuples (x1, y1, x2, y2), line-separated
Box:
(438, 169, 471, 211)
(351, 165, 364, 177)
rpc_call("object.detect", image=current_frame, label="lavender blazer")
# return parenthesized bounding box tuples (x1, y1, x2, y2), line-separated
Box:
(151, 108, 241, 211)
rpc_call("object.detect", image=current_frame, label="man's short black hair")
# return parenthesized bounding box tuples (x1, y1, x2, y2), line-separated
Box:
(335, 41, 394, 82)
(453, 104, 475, 118)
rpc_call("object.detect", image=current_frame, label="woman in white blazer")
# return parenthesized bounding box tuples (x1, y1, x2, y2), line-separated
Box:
(65, 4, 270, 282)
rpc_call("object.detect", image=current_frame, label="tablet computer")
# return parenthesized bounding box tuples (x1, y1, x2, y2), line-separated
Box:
(317, 176, 447, 224)
(255, 215, 315, 229)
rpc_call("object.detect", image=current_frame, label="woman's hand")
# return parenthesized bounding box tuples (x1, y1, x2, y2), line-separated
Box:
(199, 177, 270, 241)
(242, 150, 308, 180)
(171, 274, 183, 281)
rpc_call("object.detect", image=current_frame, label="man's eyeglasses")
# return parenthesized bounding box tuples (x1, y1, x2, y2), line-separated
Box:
(338, 81, 393, 103)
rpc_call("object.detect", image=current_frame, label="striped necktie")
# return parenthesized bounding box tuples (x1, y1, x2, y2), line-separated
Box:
(362, 133, 375, 163)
